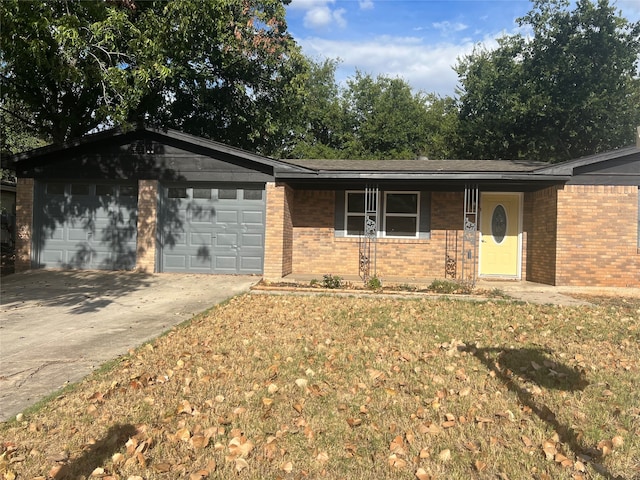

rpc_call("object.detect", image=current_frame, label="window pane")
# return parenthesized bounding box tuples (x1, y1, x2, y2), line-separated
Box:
(71, 184, 91, 195)
(168, 187, 187, 198)
(218, 189, 237, 199)
(385, 217, 417, 236)
(46, 183, 65, 195)
(193, 188, 212, 199)
(347, 215, 365, 236)
(347, 192, 365, 213)
(120, 185, 137, 197)
(243, 189, 263, 200)
(96, 185, 115, 196)
(386, 193, 417, 214)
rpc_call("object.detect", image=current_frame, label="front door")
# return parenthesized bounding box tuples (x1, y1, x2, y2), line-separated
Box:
(479, 193, 521, 278)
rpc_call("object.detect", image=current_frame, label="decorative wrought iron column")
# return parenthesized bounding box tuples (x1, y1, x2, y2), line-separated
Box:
(359, 185, 379, 282)
(445, 230, 458, 279)
(461, 185, 479, 286)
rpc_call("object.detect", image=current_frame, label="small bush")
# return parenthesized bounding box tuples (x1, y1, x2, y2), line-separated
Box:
(310, 278, 319, 286)
(398, 283, 417, 292)
(366, 276, 382, 290)
(321, 274, 343, 289)
(428, 279, 472, 294)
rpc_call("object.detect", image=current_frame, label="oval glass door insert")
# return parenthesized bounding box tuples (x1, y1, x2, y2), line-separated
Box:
(491, 205, 507, 243)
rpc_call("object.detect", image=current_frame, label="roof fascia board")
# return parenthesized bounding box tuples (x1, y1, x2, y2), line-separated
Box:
(534, 146, 640, 175)
(275, 171, 570, 182)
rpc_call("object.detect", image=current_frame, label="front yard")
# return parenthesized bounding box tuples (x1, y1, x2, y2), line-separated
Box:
(1, 294, 639, 479)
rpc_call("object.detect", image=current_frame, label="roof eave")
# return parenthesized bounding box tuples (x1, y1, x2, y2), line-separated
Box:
(275, 171, 570, 182)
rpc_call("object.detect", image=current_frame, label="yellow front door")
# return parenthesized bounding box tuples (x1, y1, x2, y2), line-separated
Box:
(479, 193, 521, 277)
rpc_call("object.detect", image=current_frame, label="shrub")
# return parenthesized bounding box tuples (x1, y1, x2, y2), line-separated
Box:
(321, 274, 343, 289)
(428, 279, 472, 294)
(366, 276, 382, 290)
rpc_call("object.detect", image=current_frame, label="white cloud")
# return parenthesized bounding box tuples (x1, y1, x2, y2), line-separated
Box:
(297, 33, 504, 97)
(359, 0, 374, 10)
(289, 0, 347, 30)
(432, 21, 469, 34)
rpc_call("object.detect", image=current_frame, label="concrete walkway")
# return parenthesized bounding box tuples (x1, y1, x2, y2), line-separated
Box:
(0, 270, 258, 422)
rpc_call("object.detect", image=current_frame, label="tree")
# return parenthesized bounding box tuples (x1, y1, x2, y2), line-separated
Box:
(0, 0, 307, 154)
(456, 0, 640, 162)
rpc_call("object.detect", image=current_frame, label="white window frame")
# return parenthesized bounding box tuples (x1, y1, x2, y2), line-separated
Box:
(345, 190, 367, 237)
(382, 191, 420, 238)
(344, 190, 420, 238)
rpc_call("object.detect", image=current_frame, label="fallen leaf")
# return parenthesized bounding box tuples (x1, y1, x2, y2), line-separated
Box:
(611, 435, 624, 448)
(438, 449, 451, 462)
(153, 462, 172, 473)
(388, 454, 407, 468)
(346, 417, 362, 427)
(235, 458, 249, 472)
(543, 440, 557, 460)
(316, 451, 329, 462)
(474, 460, 487, 472)
(415, 467, 431, 479)
(280, 461, 293, 473)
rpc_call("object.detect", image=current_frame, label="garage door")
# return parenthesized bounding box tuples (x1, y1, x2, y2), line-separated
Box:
(159, 184, 265, 274)
(34, 182, 138, 270)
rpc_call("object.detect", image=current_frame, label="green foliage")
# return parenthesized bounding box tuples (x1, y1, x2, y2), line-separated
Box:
(365, 276, 382, 290)
(321, 274, 343, 289)
(455, 0, 640, 162)
(0, 0, 307, 152)
(283, 65, 458, 160)
(428, 279, 473, 294)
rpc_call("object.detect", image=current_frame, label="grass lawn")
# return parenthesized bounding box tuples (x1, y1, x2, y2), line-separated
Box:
(1, 294, 639, 479)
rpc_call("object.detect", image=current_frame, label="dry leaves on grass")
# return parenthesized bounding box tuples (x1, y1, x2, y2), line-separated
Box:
(1, 294, 638, 479)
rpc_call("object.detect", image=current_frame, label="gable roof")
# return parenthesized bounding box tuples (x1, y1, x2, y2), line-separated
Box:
(3, 125, 312, 176)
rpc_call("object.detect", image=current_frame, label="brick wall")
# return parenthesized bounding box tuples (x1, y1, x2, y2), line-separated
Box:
(14, 178, 34, 272)
(526, 186, 558, 285)
(289, 190, 468, 280)
(263, 182, 294, 279)
(555, 185, 639, 287)
(135, 179, 158, 272)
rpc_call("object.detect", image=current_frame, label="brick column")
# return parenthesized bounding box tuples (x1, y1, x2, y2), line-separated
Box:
(135, 180, 158, 272)
(14, 178, 34, 272)
(263, 182, 293, 280)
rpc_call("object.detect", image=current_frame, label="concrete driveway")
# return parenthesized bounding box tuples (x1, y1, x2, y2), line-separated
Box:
(0, 270, 257, 422)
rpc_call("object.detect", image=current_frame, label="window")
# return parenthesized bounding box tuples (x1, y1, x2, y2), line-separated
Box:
(383, 192, 419, 237)
(342, 190, 425, 238)
(193, 188, 212, 199)
(71, 183, 91, 196)
(346, 191, 366, 236)
(218, 189, 237, 200)
(46, 183, 65, 195)
(120, 185, 137, 197)
(168, 187, 187, 198)
(243, 189, 263, 200)
(96, 185, 115, 196)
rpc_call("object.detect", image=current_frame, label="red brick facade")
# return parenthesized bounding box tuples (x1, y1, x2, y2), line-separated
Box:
(135, 180, 158, 272)
(285, 190, 469, 280)
(14, 178, 34, 272)
(526, 187, 558, 285)
(263, 182, 294, 279)
(263, 186, 639, 287)
(11, 178, 639, 287)
(555, 185, 639, 287)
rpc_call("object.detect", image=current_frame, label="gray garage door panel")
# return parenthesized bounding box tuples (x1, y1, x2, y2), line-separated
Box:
(159, 185, 265, 274)
(34, 182, 138, 270)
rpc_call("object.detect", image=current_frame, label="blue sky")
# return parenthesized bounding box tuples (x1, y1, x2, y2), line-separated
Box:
(285, 0, 640, 97)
